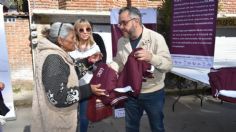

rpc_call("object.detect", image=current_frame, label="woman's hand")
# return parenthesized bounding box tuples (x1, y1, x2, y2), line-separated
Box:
(88, 52, 103, 63)
(0, 82, 5, 91)
(90, 84, 108, 96)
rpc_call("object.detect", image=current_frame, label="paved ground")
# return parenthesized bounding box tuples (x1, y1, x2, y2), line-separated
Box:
(3, 95, 236, 132)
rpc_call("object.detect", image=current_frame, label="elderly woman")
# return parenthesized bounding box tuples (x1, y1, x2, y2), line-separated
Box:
(31, 22, 105, 132)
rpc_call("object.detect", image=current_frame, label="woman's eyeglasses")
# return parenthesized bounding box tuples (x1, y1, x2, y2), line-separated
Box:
(79, 27, 91, 33)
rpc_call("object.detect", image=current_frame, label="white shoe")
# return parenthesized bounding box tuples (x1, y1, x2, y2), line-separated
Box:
(0, 115, 6, 125)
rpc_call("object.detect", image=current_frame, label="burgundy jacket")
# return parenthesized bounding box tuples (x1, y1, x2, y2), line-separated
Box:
(208, 67, 236, 103)
(90, 48, 153, 105)
(90, 63, 127, 106)
(117, 48, 153, 96)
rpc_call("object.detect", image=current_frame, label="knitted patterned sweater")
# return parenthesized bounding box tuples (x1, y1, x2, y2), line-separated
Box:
(31, 38, 92, 132)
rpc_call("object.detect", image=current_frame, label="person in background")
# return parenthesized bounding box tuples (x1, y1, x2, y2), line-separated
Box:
(90, 22, 107, 63)
(92, 32, 107, 63)
(70, 18, 103, 132)
(31, 22, 106, 132)
(0, 82, 4, 89)
(0, 82, 9, 132)
(109, 7, 172, 132)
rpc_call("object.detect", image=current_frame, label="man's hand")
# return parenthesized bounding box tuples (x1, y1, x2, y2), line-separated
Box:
(90, 84, 108, 96)
(0, 82, 5, 91)
(134, 49, 152, 62)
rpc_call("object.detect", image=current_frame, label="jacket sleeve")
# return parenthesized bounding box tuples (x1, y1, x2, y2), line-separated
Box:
(109, 38, 125, 72)
(149, 34, 173, 73)
(42, 54, 92, 108)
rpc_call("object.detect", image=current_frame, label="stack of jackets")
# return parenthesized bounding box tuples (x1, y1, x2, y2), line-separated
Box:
(90, 48, 154, 106)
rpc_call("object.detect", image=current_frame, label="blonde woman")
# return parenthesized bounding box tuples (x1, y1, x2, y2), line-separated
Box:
(70, 18, 102, 132)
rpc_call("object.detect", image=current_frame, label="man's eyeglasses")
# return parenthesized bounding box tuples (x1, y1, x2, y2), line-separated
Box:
(79, 27, 91, 33)
(118, 18, 136, 27)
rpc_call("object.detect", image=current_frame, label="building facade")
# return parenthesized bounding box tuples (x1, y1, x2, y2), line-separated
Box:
(3, 0, 162, 89)
(3, 0, 236, 89)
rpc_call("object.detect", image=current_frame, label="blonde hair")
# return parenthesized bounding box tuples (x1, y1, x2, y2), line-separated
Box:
(74, 18, 95, 47)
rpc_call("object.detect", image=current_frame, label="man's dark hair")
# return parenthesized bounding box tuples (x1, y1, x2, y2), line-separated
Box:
(119, 7, 142, 19)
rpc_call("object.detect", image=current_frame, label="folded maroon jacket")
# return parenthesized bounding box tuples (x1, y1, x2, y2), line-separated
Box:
(90, 63, 127, 106)
(87, 96, 113, 122)
(90, 48, 154, 105)
(208, 67, 236, 103)
(117, 48, 153, 96)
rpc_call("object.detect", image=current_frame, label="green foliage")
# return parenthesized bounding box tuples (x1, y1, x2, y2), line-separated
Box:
(157, 0, 172, 47)
(16, 0, 24, 11)
(7, 0, 27, 12)
(8, 0, 17, 9)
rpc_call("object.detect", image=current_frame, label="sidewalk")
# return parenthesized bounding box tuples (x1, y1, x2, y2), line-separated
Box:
(3, 95, 236, 132)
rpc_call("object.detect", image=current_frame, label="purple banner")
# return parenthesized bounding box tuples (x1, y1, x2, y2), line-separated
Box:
(170, 0, 218, 68)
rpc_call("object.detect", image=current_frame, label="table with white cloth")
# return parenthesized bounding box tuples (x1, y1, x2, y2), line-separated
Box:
(170, 67, 210, 111)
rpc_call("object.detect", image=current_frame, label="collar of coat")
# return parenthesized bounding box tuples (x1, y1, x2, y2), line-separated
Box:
(37, 38, 74, 65)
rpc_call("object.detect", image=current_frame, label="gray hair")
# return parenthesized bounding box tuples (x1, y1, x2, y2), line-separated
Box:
(48, 22, 74, 44)
(119, 7, 142, 24)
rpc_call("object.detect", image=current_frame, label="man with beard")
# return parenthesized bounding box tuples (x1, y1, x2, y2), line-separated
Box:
(109, 7, 172, 132)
